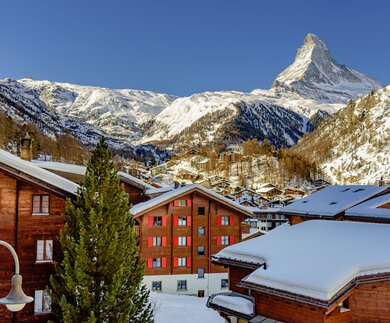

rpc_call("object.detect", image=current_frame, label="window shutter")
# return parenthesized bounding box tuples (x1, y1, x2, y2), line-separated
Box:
(174, 200, 179, 207)
(174, 216, 178, 226)
(148, 237, 153, 247)
(162, 236, 167, 246)
(217, 236, 221, 246)
(230, 235, 234, 245)
(162, 257, 167, 268)
(162, 216, 167, 227)
(186, 257, 191, 267)
(187, 199, 192, 207)
(187, 216, 192, 226)
(148, 216, 153, 227)
(174, 236, 178, 246)
(174, 257, 178, 268)
(230, 216, 234, 226)
(36, 240, 44, 261)
(216, 216, 221, 226)
(147, 258, 153, 269)
(187, 236, 191, 246)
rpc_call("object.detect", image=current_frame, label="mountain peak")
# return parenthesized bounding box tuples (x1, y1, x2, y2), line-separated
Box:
(273, 34, 382, 103)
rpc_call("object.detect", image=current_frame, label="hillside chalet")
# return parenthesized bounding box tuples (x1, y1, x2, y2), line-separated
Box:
(130, 184, 253, 297)
(208, 220, 390, 322)
(0, 148, 78, 322)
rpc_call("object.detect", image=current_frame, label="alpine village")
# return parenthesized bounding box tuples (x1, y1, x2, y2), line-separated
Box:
(0, 4, 390, 323)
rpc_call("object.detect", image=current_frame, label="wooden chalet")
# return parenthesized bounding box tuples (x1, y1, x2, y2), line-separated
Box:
(0, 148, 78, 322)
(130, 184, 253, 297)
(208, 220, 390, 322)
(33, 161, 155, 206)
(279, 185, 390, 225)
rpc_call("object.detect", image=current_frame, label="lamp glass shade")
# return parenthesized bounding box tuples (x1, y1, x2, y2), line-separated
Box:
(0, 274, 34, 312)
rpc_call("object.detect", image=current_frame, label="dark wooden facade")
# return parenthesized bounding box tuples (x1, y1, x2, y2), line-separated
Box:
(0, 170, 71, 322)
(134, 189, 251, 277)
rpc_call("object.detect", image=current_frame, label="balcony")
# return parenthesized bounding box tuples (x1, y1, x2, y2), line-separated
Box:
(207, 291, 255, 321)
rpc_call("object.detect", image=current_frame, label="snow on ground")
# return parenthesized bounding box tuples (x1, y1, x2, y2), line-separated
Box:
(151, 292, 223, 323)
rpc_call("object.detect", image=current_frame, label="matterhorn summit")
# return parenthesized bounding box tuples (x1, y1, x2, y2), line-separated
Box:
(273, 33, 382, 103)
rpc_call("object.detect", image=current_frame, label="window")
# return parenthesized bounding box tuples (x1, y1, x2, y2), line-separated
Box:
(153, 258, 161, 268)
(221, 279, 228, 288)
(221, 236, 230, 246)
(152, 281, 162, 291)
(177, 280, 187, 290)
(34, 290, 51, 313)
(153, 216, 162, 226)
(198, 207, 205, 216)
(198, 246, 205, 256)
(178, 257, 186, 267)
(198, 268, 205, 278)
(178, 216, 187, 226)
(32, 195, 49, 215)
(178, 236, 187, 246)
(36, 240, 53, 262)
(178, 200, 187, 206)
(221, 216, 230, 226)
(153, 237, 162, 247)
(198, 226, 205, 236)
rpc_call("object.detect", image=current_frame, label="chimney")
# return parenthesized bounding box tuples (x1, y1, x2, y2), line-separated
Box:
(20, 133, 32, 161)
(378, 177, 384, 186)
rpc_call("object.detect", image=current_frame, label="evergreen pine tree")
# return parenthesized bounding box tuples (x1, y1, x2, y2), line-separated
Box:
(50, 138, 153, 322)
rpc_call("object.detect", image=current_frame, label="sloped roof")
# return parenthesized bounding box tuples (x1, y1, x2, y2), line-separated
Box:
(0, 150, 78, 197)
(280, 185, 390, 217)
(214, 220, 390, 303)
(345, 193, 390, 220)
(130, 184, 254, 217)
(33, 160, 154, 190)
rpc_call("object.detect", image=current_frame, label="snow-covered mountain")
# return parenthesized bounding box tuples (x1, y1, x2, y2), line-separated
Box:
(273, 33, 382, 103)
(291, 86, 390, 184)
(0, 33, 385, 155)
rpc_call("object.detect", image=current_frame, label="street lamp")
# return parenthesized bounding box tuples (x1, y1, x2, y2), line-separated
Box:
(0, 240, 34, 312)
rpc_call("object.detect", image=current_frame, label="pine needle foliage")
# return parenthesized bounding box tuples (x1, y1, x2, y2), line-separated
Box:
(50, 138, 153, 322)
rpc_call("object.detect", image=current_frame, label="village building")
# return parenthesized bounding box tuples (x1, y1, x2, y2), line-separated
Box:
(208, 220, 390, 322)
(255, 183, 283, 200)
(0, 148, 78, 322)
(279, 185, 390, 225)
(283, 186, 306, 199)
(33, 160, 155, 206)
(232, 188, 268, 207)
(252, 207, 288, 233)
(130, 184, 253, 297)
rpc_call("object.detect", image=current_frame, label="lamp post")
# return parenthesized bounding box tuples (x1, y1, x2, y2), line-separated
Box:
(0, 240, 34, 312)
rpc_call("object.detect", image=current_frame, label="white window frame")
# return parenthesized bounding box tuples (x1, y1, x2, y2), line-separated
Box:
(152, 258, 161, 268)
(221, 236, 230, 246)
(153, 237, 162, 247)
(178, 257, 186, 267)
(198, 268, 205, 278)
(153, 216, 162, 226)
(32, 195, 50, 215)
(177, 280, 187, 290)
(152, 281, 162, 291)
(198, 226, 205, 236)
(178, 216, 187, 226)
(178, 200, 187, 206)
(34, 290, 51, 314)
(221, 216, 230, 226)
(36, 240, 53, 262)
(178, 236, 187, 246)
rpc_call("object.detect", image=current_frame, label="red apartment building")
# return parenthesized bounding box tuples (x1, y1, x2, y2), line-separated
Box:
(130, 184, 253, 297)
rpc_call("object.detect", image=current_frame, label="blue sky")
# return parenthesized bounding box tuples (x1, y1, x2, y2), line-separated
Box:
(0, 0, 388, 96)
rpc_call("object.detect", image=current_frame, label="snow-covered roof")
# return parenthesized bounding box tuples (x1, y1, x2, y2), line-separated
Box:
(280, 185, 390, 217)
(0, 150, 78, 196)
(345, 193, 390, 220)
(130, 184, 254, 217)
(145, 186, 174, 196)
(211, 295, 253, 316)
(33, 160, 154, 190)
(215, 220, 390, 301)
